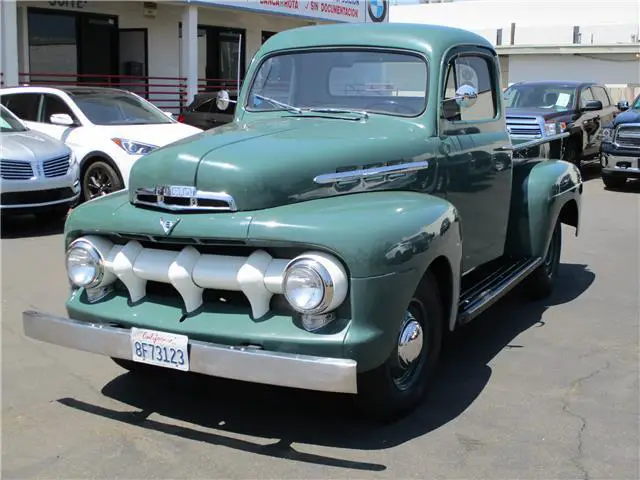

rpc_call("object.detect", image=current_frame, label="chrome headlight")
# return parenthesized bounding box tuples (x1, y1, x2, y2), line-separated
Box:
(282, 252, 348, 315)
(112, 138, 158, 155)
(602, 127, 613, 142)
(66, 238, 105, 288)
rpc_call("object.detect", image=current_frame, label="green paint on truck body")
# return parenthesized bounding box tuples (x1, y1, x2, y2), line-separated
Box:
(60, 23, 582, 376)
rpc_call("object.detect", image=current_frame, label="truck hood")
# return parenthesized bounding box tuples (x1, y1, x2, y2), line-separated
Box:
(506, 107, 572, 121)
(127, 115, 433, 211)
(610, 108, 640, 127)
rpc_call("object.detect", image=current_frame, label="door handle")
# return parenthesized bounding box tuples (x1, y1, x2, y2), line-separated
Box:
(494, 145, 514, 152)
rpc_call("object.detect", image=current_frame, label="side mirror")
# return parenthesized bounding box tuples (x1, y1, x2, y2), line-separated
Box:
(581, 100, 603, 112)
(162, 110, 174, 118)
(216, 89, 238, 111)
(454, 84, 478, 109)
(617, 100, 629, 111)
(49, 113, 75, 126)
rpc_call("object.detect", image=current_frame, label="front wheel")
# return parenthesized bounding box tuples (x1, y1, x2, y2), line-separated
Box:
(602, 173, 627, 190)
(353, 271, 444, 423)
(82, 160, 124, 203)
(526, 220, 562, 300)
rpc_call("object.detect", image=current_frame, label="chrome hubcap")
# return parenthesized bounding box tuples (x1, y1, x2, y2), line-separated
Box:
(398, 317, 423, 368)
(392, 309, 426, 391)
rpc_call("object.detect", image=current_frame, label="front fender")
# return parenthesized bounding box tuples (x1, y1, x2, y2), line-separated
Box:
(248, 191, 461, 279)
(505, 159, 582, 259)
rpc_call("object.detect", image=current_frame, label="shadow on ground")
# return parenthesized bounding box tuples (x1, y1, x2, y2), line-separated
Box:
(0, 212, 67, 239)
(57, 261, 595, 471)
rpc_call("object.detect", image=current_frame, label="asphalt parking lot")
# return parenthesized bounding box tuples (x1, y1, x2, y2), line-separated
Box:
(1, 170, 638, 480)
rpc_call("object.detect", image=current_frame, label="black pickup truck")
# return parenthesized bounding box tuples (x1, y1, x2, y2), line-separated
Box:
(504, 81, 623, 168)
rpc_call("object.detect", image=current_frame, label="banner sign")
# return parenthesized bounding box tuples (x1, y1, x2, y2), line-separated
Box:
(192, 0, 389, 23)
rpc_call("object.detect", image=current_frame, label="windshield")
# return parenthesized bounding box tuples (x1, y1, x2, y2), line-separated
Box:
(71, 92, 173, 125)
(246, 49, 428, 117)
(0, 105, 28, 132)
(504, 83, 577, 111)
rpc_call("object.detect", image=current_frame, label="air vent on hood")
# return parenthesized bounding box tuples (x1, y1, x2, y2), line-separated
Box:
(132, 186, 237, 212)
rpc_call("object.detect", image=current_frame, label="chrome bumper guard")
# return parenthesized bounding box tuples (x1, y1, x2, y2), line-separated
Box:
(22, 310, 358, 394)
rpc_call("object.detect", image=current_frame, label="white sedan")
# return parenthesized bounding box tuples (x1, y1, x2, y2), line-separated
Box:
(0, 86, 202, 203)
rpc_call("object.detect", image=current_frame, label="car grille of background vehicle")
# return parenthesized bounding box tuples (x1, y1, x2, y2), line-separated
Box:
(0, 160, 34, 180)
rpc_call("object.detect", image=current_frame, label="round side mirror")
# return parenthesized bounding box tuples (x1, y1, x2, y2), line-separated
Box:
(455, 84, 478, 109)
(216, 90, 231, 111)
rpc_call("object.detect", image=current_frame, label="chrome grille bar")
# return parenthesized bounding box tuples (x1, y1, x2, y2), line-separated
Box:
(0, 160, 34, 180)
(43, 154, 70, 177)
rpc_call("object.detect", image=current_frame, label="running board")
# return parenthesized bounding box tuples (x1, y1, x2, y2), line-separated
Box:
(457, 257, 543, 325)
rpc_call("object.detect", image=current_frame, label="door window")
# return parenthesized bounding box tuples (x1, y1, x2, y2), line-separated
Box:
(41, 94, 77, 124)
(579, 88, 595, 108)
(1, 93, 41, 121)
(591, 86, 611, 107)
(442, 54, 497, 122)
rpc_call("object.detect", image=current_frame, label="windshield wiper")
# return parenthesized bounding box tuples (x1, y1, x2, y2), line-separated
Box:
(253, 94, 302, 114)
(302, 107, 369, 119)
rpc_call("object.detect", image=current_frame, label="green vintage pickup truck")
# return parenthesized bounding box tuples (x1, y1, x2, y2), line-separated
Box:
(23, 23, 583, 422)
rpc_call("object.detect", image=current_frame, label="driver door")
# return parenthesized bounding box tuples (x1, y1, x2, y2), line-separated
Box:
(34, 94, 80, 141)
(437, 47, 513, 273)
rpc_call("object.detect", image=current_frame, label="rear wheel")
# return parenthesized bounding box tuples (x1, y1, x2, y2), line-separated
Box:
(353, 271, 444, 423)
(602, 173, 627, 190)
(82, 160, 123, 203)
(527, 219, 562, 300)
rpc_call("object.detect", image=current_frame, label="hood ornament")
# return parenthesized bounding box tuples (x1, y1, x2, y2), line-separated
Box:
(160, 217, 181, 235)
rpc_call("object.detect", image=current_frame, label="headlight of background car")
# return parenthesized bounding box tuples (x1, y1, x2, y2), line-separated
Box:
(602, 128, 613, 142)
(282, 252, 349, 318)
(66, 238, 105, 288)
(112, 138, 158, 155)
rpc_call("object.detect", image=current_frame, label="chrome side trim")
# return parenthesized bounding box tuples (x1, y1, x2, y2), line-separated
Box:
(313, 160, 430, 185)
(133, 187, 238, 212)
(22, 310, 359, 394)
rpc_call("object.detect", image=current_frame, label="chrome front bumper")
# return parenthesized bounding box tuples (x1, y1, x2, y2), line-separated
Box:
(601, 153, 640, 176)
(22, 310, 358, 394)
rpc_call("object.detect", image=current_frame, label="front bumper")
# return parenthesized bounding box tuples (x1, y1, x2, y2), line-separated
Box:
(1, 173, 81, 210)
(22, 310, 359, 394)
(600, 150, 640, 178)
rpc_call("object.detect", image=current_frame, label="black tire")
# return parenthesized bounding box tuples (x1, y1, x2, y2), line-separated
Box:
(602, 173, 627, 190)
(81, 160, 124, 203)
(353, 270, 444, 423)
(563, 140, 580, 169)
(527, 220, 562, 300)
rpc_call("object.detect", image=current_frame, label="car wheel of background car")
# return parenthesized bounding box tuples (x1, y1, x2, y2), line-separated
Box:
(563, 139, 581, 170)
(353, 270, 444, 423)
(82, 160, 124, 203)
(526, 219, 562, 300)
(601, 173, 627, 190)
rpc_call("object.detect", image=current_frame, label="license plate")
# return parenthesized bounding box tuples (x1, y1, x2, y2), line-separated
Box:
(130, 327, 190, 371)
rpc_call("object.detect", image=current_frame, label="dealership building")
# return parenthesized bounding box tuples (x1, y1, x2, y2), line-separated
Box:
(0, 0, 390, 112)
(390, 0, 640, 103)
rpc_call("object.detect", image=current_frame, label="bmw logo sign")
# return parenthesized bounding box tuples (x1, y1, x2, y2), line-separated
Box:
(368, 0, 388, 23)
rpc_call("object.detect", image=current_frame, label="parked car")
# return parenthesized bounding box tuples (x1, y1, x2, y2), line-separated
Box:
(178, 90, 237, 130)
(0, 86, 202, 203)
(599, 93, 640, 189)
(22, 23, 583, 422)
(504, 81, 621, 168)
(0, 104, 80, 219)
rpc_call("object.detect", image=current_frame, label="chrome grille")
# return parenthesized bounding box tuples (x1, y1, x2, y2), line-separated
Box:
(615, 125, 640, 149)
(133, 185, 237, 212)
(0, 160, 34, 180)
(43, 154, 70, 177)
(506, 116, 543, 138)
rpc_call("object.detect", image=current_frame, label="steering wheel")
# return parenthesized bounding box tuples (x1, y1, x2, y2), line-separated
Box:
(364, 99, 416, 115)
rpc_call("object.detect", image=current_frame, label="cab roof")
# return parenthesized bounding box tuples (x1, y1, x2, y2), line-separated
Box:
(259, 22, 495, 58)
